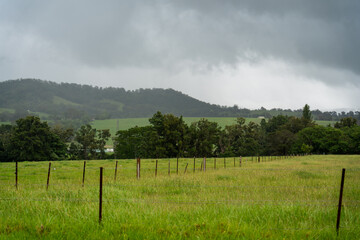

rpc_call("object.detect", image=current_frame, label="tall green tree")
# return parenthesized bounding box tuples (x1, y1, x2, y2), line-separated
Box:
(187, 119, 221, 157)
(7, 116, 66, 161)
(149, 112, 187, 157)
(75, 124, 97, 159)
(114, 126, 159, 159)
(334, 117, 358, 128)
(0, 125, 13, 162)
(302, 104, 314, 127)
(97, 129, 111, 159)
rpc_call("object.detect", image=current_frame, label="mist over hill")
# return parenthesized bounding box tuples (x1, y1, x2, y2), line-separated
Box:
(0, 79, 358, 122)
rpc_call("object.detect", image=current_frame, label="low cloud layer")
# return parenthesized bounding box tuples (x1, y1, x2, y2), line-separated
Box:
(1, 0, 359, 110)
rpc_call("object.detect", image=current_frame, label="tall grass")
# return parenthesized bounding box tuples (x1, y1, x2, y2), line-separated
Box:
(0, 155, 359, 239)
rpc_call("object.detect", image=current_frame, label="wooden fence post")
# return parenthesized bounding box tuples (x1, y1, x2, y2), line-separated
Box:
(193, 157, 196, 173)
(184, 163, 188, 174)
(155, 160, 158, 177)
(82, 161, 86, 187)
(177, 157, 179, 175)
(336, 168, 346, 235)
(239, 156, 242, 167)
(203, 157, 206, 172)
(46, 162, 51, 191)
(114, 161, 118, 181)
(136, 158, 141, 179)
(99, 167, 103, 224)
(224, 158, 226, 168)
(168, 160, 170, 176)
(214, 158, 216, 170)
(15, 162, 18, 190)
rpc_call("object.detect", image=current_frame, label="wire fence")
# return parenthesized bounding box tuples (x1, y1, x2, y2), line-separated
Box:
(1, 156, 359, 235)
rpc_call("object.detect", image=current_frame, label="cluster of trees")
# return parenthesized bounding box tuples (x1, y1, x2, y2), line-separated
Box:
(0, 116, 111, 162)
(114, 105, 360, 158)
(1, 105, 359, 162)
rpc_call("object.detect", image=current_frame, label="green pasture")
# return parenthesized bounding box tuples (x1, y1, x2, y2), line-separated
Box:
(0, 108, 15, 114)
(0, 155, 359, 239)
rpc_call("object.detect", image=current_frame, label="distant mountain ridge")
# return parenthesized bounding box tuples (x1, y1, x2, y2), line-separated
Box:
(0, 79, 357, 122)
(0, 79, 247, 120)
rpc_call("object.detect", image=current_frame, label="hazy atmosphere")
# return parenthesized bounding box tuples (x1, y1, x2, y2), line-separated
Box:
(1, 0, 359, 110)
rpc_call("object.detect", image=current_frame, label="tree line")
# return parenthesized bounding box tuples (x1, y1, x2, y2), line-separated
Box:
(0, 104, 359, 162)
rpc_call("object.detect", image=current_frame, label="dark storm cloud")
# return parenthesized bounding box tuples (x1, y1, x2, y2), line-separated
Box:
(0, 0, 359, 110)
(1, 0, 359, 77)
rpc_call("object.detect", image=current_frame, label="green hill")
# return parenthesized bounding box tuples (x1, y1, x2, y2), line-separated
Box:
(0, 79, 357, 123)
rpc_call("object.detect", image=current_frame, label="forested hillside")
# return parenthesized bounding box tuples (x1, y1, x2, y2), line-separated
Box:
(1, 79, 359, 123)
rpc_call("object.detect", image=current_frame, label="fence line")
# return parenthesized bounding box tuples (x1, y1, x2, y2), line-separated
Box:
(0, 163, 358, 235)
(0, 197, 359, 207)
(0, 181, 347, 189)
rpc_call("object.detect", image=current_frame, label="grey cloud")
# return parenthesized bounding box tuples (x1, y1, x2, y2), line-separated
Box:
(0, 0, 360, 82)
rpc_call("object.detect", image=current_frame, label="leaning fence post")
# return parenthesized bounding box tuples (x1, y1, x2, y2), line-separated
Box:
(155, 160, 158, 177)
(114, 161, 118, 181)
(336, 168, 346, 235)
(46, 162, 51, 191)
(184, 163, 188, 174)
(99, 167, 103, 224)
(82, 161, 86, 187)
(15, 161, 18, 190)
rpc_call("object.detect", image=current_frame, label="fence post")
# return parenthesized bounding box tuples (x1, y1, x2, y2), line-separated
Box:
(224, 158, 226, 168)
(203, 157, 206, 172)
(136, 158, 141, 179)
(184, 163, 188, 174)
(168, 160, 170, 176)
(177, 157, 179, 175)
(258, 156, 260, 163)
(15, 162, 18, 190)
(239, 156, 242, 167)
(155, 160, 158, 177)
(214, 158, 216, 170)
(114, 161, 118, 181)
(46, 162, 51, 191)
(82, 161, 86, 187)
(99, 167, 103, 224)
(193, 157, 196, 173)
(336, 168, 346, 235)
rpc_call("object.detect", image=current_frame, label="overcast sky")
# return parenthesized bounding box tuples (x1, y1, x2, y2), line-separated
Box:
(1, 0, 359, 111)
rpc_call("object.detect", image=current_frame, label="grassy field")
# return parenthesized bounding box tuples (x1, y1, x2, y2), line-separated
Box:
(91, 117, 336, 146)
(0, 108, 15, 114)
(0, 155, 359, 239)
